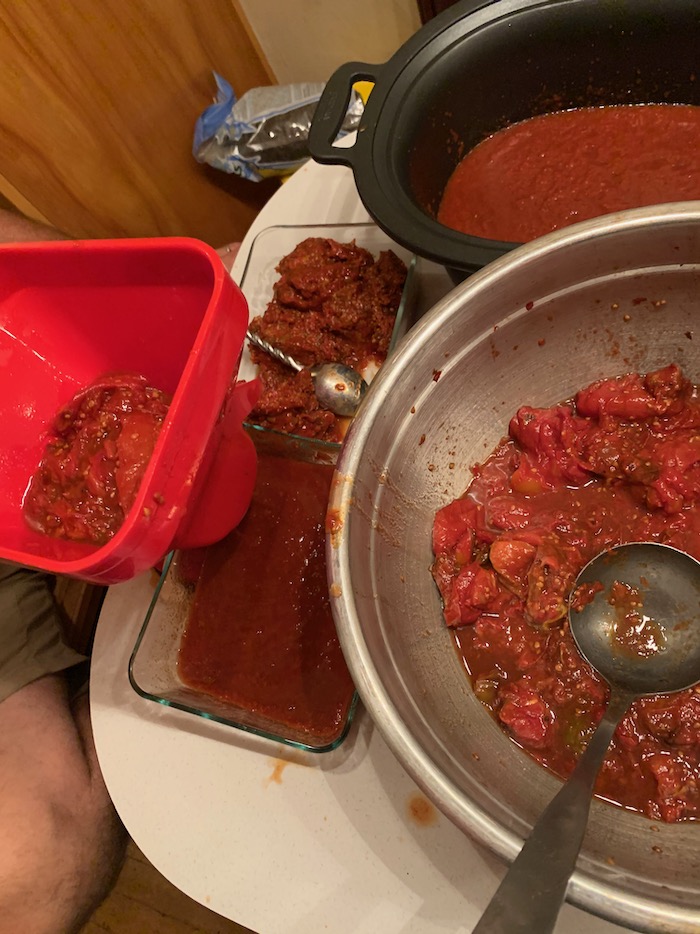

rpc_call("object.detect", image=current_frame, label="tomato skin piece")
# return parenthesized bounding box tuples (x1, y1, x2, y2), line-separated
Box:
(525, 542, 577, 628)
(489, 538, 536, 598)
(641, 435, 700, 514)
(432, 498, 480, 557)
(443, 562, 501, 627)
(509, 405, 591, 488)
(115, 409, 163, 513)
(575, 364, 689, 420)
(498, 682, 554, 750)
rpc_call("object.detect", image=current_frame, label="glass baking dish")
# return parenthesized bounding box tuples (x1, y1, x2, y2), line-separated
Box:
(129, 425, 358, 753)
(129, 223, 412, 752)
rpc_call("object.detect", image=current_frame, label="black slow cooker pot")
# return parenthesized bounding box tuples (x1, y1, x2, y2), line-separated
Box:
(308, 0, 700, 281)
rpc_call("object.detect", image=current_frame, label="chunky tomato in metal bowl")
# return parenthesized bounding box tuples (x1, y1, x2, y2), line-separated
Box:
(432, 363, 700, 823)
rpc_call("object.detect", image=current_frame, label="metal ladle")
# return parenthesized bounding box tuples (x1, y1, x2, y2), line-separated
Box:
(473, 541, 700, 934)
(246, 329, 368, 418)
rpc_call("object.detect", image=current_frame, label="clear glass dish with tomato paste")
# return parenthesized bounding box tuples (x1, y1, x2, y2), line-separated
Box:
(128, 425, 359, 753)
(129, 225, 416, 750)
(237, 221, 418, 444)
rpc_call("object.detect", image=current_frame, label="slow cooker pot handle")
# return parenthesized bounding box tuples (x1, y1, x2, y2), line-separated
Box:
(309, 61, 381, 166)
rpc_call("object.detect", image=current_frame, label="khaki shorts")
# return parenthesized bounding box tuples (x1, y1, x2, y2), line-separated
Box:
(0, 561, 86, 704)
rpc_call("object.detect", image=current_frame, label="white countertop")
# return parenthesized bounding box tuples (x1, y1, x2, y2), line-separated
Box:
(90, 153, 633, 934)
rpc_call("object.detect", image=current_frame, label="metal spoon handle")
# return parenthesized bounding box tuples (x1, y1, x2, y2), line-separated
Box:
(246, 329, 303, 372)
(472, 689, 633, 934)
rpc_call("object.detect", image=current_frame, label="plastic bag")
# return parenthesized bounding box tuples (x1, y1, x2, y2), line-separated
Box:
(193, 73, 365, 182)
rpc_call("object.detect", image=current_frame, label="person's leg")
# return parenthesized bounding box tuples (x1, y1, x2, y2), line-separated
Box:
(0, 567, 127, 934)
(0, 675, 127, 934)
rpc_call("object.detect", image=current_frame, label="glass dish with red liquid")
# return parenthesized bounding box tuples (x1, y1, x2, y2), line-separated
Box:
(129, 222, 420, 751)
(129, 424, 357, 752)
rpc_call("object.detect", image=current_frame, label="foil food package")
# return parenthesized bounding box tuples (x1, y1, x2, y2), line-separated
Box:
(193, 73, 365, 181)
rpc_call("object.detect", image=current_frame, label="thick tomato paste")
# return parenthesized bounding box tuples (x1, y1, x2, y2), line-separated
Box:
(249, 236, 407, 442)
(432, 364, 700, 822)
(437, 103, 700, 243)
(24, 374, 169, 544)
(177, 451, 355, 746)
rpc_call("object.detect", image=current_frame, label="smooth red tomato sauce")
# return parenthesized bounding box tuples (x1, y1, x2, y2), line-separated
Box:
(24, 374, 169, 544)
(432, 364, 700, 822)
(437, 104, 700, 243)
(177, 451, 355, 746)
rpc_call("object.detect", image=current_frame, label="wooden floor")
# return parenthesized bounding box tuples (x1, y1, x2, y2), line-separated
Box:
(79, 839, 256, 934)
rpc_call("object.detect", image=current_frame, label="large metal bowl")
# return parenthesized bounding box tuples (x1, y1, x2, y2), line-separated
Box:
(327, 203, 700, 933)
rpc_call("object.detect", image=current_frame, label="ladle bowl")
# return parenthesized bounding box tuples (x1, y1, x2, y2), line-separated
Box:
(573, 543, 700, 696)
(472, 542, 700, 933)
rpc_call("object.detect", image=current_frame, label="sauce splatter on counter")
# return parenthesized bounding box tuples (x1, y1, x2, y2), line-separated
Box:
(407, 793, 439, 828)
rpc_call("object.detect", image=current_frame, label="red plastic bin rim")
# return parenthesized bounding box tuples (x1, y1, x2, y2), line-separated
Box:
(0, 236, 244, 577)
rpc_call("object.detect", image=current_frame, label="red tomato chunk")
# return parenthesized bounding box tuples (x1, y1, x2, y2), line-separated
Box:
(432, 364, 700, 822)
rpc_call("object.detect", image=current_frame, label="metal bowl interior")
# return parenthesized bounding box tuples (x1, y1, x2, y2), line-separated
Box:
(328, 203, 700, 932)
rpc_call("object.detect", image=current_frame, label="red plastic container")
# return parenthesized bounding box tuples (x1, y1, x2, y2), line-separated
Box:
(0, 237, 258, 584)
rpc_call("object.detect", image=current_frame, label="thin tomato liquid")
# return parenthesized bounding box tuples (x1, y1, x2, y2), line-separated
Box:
(178, 452, 355, 745)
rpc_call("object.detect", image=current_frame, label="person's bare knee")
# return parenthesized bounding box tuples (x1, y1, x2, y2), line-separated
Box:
(0, 675, 127, 934)
(0, 782, 121, 933)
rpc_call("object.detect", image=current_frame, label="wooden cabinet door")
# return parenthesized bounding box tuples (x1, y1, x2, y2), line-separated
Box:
(417, 0, 462, 23)
(0, 0, 278, 244)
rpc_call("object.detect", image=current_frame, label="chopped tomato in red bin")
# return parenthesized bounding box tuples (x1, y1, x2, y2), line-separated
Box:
(575, 363, 690, 419)
(431, 363, 700, 822)
(24, 374, 170, 545)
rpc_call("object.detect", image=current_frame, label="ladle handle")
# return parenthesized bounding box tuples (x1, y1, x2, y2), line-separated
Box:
(245, 330, 303, 373)
(471, 690, 633, 934)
